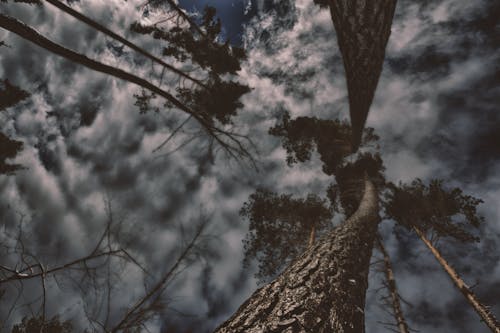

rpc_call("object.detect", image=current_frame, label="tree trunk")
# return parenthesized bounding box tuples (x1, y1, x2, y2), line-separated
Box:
(414, 227, 500, 333)
(214, 177, 379, 333)
(375, 236, 410, 333)
(327, 0, 397, 150)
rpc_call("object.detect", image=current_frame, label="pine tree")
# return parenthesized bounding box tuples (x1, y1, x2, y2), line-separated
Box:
(0, 1, 252, 161)
(315, 0, 397, 151)
(215, 115, 384, 332)
(386, 180, 500, 332)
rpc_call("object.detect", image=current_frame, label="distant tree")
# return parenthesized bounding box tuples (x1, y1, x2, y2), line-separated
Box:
(375, 235, 410, 333)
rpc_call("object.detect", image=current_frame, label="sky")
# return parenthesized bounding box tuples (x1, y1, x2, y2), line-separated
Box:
(0, 0, 499, 332)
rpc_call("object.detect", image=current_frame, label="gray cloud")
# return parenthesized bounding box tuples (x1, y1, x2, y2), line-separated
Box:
(0, 0, 498, 332)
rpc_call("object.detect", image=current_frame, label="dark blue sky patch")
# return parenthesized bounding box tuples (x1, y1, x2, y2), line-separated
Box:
(178, 0, 258, 44)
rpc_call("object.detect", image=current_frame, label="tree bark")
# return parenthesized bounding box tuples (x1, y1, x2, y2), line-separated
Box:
(376, 236, 410, 333)
(214, 177, 379, 333)
(327, 0, 397, 150)
(414, 227, 500, 333)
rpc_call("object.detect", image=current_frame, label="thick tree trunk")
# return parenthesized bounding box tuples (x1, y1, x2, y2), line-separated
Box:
(214, 177, 379, 333)
(327, 0, 397, 150)
(376, 236, 410, 333)
(414, 227, 500, 333)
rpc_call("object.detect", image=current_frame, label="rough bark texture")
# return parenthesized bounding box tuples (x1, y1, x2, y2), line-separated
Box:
(214, 178, 379, 333)
(415, 227, 500, 333)
(376, 236, 410, 333)
(327, 0, 397, 150)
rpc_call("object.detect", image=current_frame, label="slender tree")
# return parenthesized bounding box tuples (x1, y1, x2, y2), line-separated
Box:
(385, 179, 500, 332)
(375, 235, 410, 333)
(414, 227, 500, 333)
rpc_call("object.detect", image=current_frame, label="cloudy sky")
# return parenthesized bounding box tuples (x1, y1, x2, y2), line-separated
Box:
(0, 0, 499, 332)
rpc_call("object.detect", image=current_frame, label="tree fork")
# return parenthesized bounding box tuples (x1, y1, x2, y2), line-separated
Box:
(414, 227, 500, 333)
(214, 176, 379, 333)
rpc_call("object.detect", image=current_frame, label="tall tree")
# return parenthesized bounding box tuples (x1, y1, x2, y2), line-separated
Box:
(0, 1, 252, 161)
(386, 180, 500, 332)
(375, 235, 410, 333)
(414, 228, 500, 333)
(217, 109, 498, 331)
(215, 115, 385, 332)
(215, 176, 379, 332)
(315, 0, 397, 150)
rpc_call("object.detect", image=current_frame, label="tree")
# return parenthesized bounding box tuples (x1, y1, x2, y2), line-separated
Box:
(414, 228, 500, 333)
(0, 200, 212, 332)
(315, 0, 397, 151)
(216, 108, 498, 331)
(0, 0, 253, 162)
(1, 1, 250, 330)
(215, 175, 379, 332)
(375, 235, 410, 333)
(215, 115, 384, 332)
(385, 180, 500, 332)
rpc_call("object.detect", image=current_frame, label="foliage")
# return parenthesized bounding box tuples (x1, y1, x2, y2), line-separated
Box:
(240, 190, 332, 282)
(133, 89, 159, 114)
(11, 316, 73, 333)
(385, 179, 484, 242)
(0, 132, 24, 174)
(129, 6, 249, 123)
(131, 7, 245, 75)
(0, 79, 30, 111)
(269, 112, 379, 175)
(0, 79, 27, 174)
(176, 77, 250, 125)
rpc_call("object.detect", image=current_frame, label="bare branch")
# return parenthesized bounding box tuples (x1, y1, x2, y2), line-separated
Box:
(111, 222, 207, 332)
